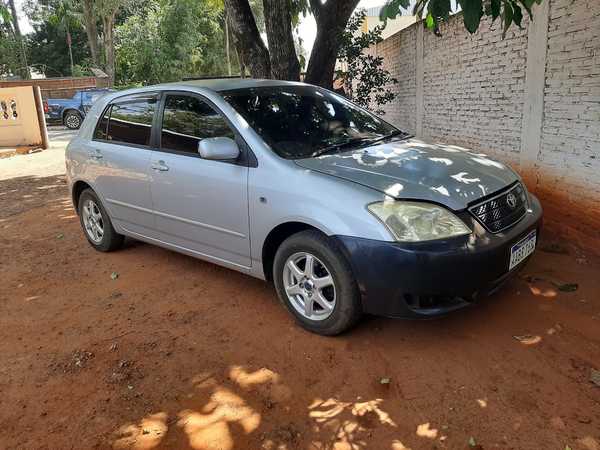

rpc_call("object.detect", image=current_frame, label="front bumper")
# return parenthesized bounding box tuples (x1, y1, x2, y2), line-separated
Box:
(334, 195, 543, 318)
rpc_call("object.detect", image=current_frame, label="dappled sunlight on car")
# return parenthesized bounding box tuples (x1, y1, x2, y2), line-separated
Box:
(385, 183, 404, 197)
(428, 157, 453, 166)
(450, 172, 481, 184)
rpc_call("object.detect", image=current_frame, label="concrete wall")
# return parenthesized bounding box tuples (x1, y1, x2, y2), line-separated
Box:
(0, 86, 44, 148)
(370, 0, 600, 253)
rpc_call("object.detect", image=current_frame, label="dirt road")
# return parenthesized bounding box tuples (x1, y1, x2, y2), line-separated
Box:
(0, 132, 599, 450)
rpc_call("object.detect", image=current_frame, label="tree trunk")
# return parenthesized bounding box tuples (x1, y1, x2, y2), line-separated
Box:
(224, 0, 271, 79)
(7, 0, 29, 79)
(102, 13, 116, 85)
(236, 48, 246, 78)
(305, 0, 359, 88)
(82, 0, 100, 67)
(225, 14, 232, 76)
(66, 28, 74, 75)
(263, 0, 300, 81)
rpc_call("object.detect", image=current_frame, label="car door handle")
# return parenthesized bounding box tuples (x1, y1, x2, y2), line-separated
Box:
(151, 161, 169, 172)
(88, 150, 103, 159)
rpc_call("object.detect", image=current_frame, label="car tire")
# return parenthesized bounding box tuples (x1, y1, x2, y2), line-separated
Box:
(78, 188, 124, 252)
(64, 110, 82, 130)
(273, 230, 362, 335)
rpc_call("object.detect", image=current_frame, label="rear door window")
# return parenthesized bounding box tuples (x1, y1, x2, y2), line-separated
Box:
(160, 94, 235, 155)
(106, 96, 157, 147)
(93, 106, 111, 140)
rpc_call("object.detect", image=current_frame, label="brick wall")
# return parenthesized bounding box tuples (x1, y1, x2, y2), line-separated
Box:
(369, 0, 600, 253)
(0, 76, 109, 99)
(373, 25, 417, 133)
(536, 0, 600, 248)
(421, 16, 528, 162)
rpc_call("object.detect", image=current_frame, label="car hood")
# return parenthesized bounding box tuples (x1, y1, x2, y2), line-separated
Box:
(294, 138, 519, 211)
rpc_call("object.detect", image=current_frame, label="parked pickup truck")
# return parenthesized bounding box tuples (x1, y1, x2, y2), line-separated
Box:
(44, 88, 113, 130)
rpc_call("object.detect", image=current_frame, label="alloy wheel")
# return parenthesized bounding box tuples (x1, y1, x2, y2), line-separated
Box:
(283, 252, 336, 321)
(82, 199, 104, 244)
(65, 114, 81, 129)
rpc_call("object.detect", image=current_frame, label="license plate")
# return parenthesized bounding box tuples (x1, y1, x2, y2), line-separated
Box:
(509, 230, 536, 270)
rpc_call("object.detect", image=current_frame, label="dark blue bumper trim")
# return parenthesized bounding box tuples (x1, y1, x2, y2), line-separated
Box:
(333, 195, 543, 318)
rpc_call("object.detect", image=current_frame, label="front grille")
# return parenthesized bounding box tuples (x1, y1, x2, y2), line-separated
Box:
(469, 183, 528, 233)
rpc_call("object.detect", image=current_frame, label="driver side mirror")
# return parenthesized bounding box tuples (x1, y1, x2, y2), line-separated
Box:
(198, 137, 240, 161)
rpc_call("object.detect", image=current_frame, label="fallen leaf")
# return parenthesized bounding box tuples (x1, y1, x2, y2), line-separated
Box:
(591, 368, 600, 387)
(513, 335, 542, 345)
(111, 272, 119, 280)
(56, 233, 64, 239)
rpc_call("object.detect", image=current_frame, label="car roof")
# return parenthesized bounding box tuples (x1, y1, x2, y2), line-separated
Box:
(161, 78, 306, 92)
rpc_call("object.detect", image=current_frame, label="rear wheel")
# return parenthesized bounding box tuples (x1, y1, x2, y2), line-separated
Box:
(78, 189, 124, 252)
(273, 230, 362, 335)
(64, 110, 82, 129)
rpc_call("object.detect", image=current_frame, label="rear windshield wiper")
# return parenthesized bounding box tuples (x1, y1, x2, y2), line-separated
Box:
(310, 137, 373, 158)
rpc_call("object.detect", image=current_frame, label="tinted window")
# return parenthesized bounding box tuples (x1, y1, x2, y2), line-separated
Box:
(107, 98, 156, 146)
(222, 86, 398, 159)
(93, 106, 110, 140)
(161, 95, 235, 155)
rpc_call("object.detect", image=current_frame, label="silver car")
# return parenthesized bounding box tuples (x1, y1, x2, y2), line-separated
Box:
(66, 79, 543, 335)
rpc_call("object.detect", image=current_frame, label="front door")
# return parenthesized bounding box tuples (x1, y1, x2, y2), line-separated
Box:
(149, 93, 251, 268)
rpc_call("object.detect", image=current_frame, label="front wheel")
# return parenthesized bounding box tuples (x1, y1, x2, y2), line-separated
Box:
(78, 189, 124, 252)
(64, 111, 82, 129)
(273, 230, 362, 335)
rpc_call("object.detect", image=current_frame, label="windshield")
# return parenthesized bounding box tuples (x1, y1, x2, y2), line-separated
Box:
(221, 86, 400, 159)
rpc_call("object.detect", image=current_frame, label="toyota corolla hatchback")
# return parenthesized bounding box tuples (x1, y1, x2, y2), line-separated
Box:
(66, 78, 542, 335)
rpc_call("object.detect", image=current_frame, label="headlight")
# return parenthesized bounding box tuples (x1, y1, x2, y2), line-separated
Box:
(368, 200, 471, 242)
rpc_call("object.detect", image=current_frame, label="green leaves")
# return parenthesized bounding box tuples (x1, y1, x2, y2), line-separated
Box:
(380, 0, 545, 37)
(379, 0, 411, 22)
(338, 10, 399, 113)
(489, 0, 501, 20)
(503, 1, 514, 36)
(459, 0, 484, 33)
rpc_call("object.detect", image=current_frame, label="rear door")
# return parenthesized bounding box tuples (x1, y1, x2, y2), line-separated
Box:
(149, 92, 251, 268)
(84, 93, 158, 235)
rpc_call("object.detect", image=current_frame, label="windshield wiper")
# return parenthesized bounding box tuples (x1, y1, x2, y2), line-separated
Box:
(310, 137, 372, 158)
(365, 130, 412, 146)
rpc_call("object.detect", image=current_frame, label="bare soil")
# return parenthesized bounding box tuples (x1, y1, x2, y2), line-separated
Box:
(1, 150, 599, 450)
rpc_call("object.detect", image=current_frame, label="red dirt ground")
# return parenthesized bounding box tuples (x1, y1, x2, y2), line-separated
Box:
(1, 174, 599, 450)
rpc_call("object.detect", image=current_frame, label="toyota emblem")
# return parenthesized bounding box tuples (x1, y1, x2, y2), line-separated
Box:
(506, 192, 517, 209)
